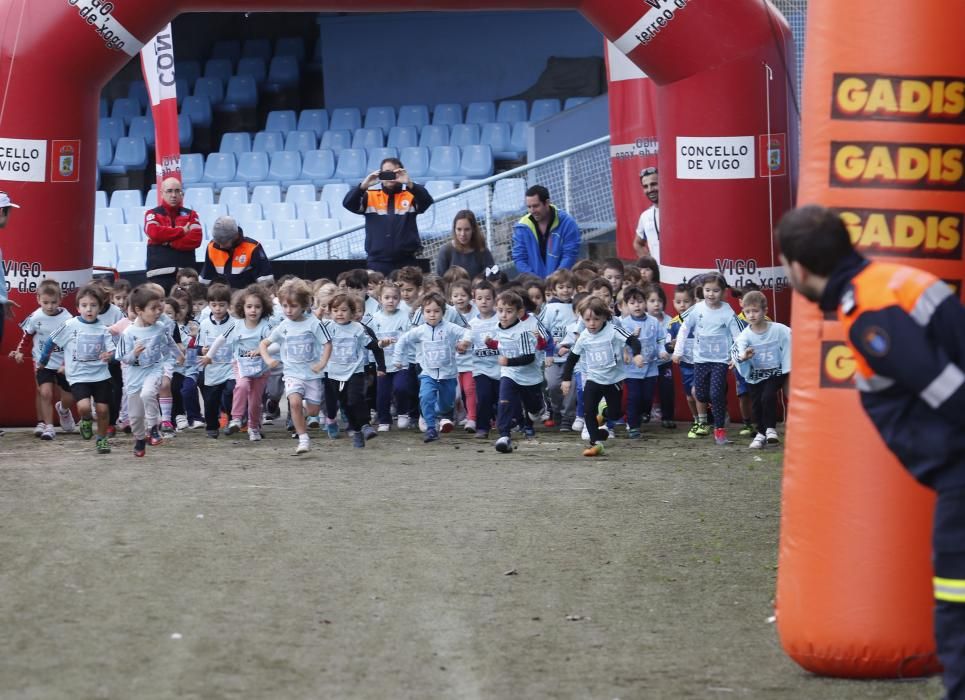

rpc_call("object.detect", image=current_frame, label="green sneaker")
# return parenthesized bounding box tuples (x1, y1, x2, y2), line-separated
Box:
(694, 422, 711, 437)
(687, 422, 701, 439)
(79, 418, 94, 440)
(95, 436, 111, 454)
(739, 423, 755, 436)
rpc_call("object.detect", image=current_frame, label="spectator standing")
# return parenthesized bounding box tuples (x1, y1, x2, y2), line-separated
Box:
(435, 210, 495, 279)
(633, 167, 660, 263)
(511, 185, 580, 278)
(144, 177, 203, 293)
(199, 216, 275, 289)
(0, 191, 20, 354)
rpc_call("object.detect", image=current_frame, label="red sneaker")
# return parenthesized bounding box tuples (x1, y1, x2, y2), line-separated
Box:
(543, 418, 556, 428)
(106, 425, 117, 438)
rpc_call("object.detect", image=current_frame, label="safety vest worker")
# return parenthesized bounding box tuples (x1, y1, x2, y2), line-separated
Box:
(199, 216, 274, 289)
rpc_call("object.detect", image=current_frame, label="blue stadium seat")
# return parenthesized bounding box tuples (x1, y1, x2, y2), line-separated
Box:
(492, 177, 526, 218)
(174, 79, 189, 108)
(465, 101, 496, 125)
(230, 202, 262, 221)
(496, 100, 527, 124)
(564, 96, 592, 110)
(103, 137, 147, 174)
(111, 97, 141, 126)
(285, 130, 317, 153)
(97, 139, 113, 169)
(203, 152, 236, 185)
(321, 183, 351, 212)
(267, 55, 300, 88)
(308, 218, 340, 241)
(398, 104, 430, 130)
(243, 219, 275, 241)
(175, 60, 202, 85)
(181, 96, 213, 128)
(95, 190, 108, 209)
(432, 103, 462, 127)
(450, 123, 480, 148)
(98, 118, 125, 146)
(337, 207, 365, 229)
(266, 110, 297, 134)
(223, 76, 258, 109)
(274, 219, 307, 239)
(364, 106, 396, 132)
(301, 150, 337, 187)
(264, 202, 296, 222)
(285, 184, 316, 204)
(251, 184, 282, 207)
(267, 151, 302, 182)
(124, 206, 148, 232)
(235, 151, 270, 185)
(197, 203, 228, 233)
(219, 132, 252, 154)
(260, 239, 282, 257)
(210, 40, 241, 63)
(481, 122, 516, 160)
(530, 98, 561, 122)
(204, 58, 234, 83)
(117, 242, 148, 272)
(93, 242, 116, 268)
(184, 187, 215, 210)
(425, 180, 455, 198)
(93, 224, 109, 243)
(236, 57, 267, 84)
(419, 124, 449, 149)
(128, 116, 155, 148)
(253, 131, 285, 154)
(178, 114, 194, 150)
(297, 109, 329, 137)
(366, 147, 399, 173)
(242, 38, 272, 62)
(193, 77, 224, 106)
(330, 108, 362, 132)
(426, 197, 468, 236)
(459, 179, 488, 215)
(110, 189, 143, 209)
(274, 37, 306, 61)
(276, 236, 311, 260)
(352, 128, 383, 151)
(460, 145, 494, 178)
(428, 146, 461, 181)
(109, 223, 142, 244)
(297, 201, 330, 221)
(95, 208, 125, 227)
(218, 185, 249, 208)
(146, 185, 159, 205)
(319, 129, 352, 156)
(334, 148, 367, 182)
(387, 126, 418, 150)
(99, 97, 109, 118)
(128, 82, 149, 111)
(181, 153, 205, 184)
(399, 146, 429, 179)
(510, 121, 530, 158)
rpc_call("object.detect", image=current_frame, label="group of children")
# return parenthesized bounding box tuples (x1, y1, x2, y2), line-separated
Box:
(7, 255, 791, 458)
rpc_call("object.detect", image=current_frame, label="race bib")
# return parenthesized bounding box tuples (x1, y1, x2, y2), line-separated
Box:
(423, 339, 452, 370)
(472, 331, 498, 358)
(583, 341, 615, 370)
(330, 336, 357, 365)
(238, 354, 266, 377)
(698, 333, 728, 361)
(286, 333, 317, 364)
(750, 341, 780, 371)
(498, 337, 520, 359)
(139, 337, 163, 366)
(638, 327, 657, 363)
(185, 347, 199, 366)
(75, 333, 104, 362)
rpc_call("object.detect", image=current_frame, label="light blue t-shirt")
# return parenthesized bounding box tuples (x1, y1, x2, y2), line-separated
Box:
(494, 320, 542, 387)
(372, 308, 411, 370)
(464, 313, 500, 380)
(324, 320, 373, 381)
(266, 316, 332, 382)
(21, 307, 72, 369)
(47, 317, 115, 384)
(675, 301, 741, 364)
(198, 312, 236, 386)
(394, 320, 466, 380)
(116, 322, 181, 393)
(734, 322, 792, 384)
(620, 315, 665, 379)
(229, 317, 273, 379)
(571, 321, 634, 386)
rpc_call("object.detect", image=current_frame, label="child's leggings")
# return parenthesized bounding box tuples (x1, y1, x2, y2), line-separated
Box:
(232, 373, 269, 430)
(694, 362, 729, 428)
(583, 380, 623, 445)
(458, 371, 476, 422)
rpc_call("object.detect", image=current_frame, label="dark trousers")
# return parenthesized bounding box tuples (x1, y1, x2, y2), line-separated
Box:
(325, 373, 368, 431)
(496, 378, 543, 438)
(108, 360, 123, 426)
(201, 379, 234, 431)
(933, 488, 965, 700)
(180, 374, 204, 423)
(583, 380, 623, 445)
(405, 364, 421, 418)
(148, 272, 178, 295)
(656, 362, 676, 419)
(625, 376, 657, 429)
(750, 374, 784, 433)
(366, 256, 418, 277)
(171, 372, 185, 419)
(474, 374, 499, 432)
(376, 371, 411, 425)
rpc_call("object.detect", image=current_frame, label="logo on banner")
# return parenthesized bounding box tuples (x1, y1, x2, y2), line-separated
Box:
(758, 133, 786, 177)
(50, 140, 80, 183)
(830, 141, 965, 190)
(835, 207, 963, 259)
(832, 73, 965, 124)
(157, 154, 181, 180)
(676, 136, 755, 180)
(820, 341, 856, 389)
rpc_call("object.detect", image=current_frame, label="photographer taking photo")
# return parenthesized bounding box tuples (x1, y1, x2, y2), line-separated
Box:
(343, 157, 434, 275)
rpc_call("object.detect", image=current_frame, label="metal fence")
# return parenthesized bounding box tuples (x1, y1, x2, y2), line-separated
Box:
(270, 136, 615, 271)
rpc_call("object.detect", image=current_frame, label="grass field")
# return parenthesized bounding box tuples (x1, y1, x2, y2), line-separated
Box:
(0, 422, 944, 699)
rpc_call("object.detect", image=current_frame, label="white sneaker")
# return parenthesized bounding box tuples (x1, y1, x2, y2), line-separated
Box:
(377, 423, 391, 432)
(175, 415, 189, 431)
(749, 433, 766, 449)
(190, 420, 206, 430)
(765, 428, 780, 444)
(581, 424, 590, 441)
(56, 402, 76, 433)
(295, 435, 310, 454)
(527, 410, 543, 422)
(227, 419, 242, 435)
(306, 416, 320, 429)
(571, 417, 585, 432)
(249, 429, 262, 441)
(34, 422, 46, 437)
(540, 409, 551, 422)
(464, 419, 476, 432)
(397, 415, 410, 429)
(418, 416, 427, 432)
(439, 418, 454, 433)
(41, 424, 56, 441)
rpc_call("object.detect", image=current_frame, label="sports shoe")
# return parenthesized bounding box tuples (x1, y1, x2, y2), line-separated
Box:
(326, 422, 340, 439)
(627, 427, 641, 440)
(56, 401, 76, 432)
(571, 417, 585, 432)
(161, 420, 176, 437)
(106, 425, 117, 438)
(96, 436, 111, 454)
(766, 428, 780, 444)
(523, 425, 535, 438)
(439, 418, 454, 433)
(583, 443, 605, 457)
(206, 429, 219, 439)
(749, 433, 766, 449)
(33, 422, 46, 437)
(265, 398, 279, 419)
(714, 428, 729, 446)
(464, 419, 476, 432)
(418, 416, 428, 432)
(175, 415, 189, 431)
(694, 422, 710, 437)
(262, 416, 274, 426)
(219, 413, 228, 429)
(739, 422, 755, 436)
(423, 428, 439, 443)
(687, 422, 701, 439)
(79, 418, 93, 440)
(650, 407, 662, 422)
(190, 420, 206, 430)
(527, 410, 543, 423)
(133, 439, 146, 457)
(474, 429, 489, 439)
(306, 415, 320, 429)
(377, 423, 391, 432)
(40, 424, 56, 441)
(494, 436, 512, 453)
(397, 415, 411, 430)
(361, 424, 378, 441)
(226, 419, 242, 435)
(149, 427, 163, 446)
(249, 429, 262, 441)
(662, 420, 676, 430)
(353, 431, 366, 448)
(117, 419, 132, 434)
(543, 418, 557, 428)
(581, 424, 590, 441)
(295, 435, 310, 454)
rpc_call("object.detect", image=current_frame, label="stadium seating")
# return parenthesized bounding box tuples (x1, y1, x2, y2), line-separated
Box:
(460, 145, 494, 178)
(210, 40, 241, 63)
(253, 130, 285, 153)
(236, 57, 267, 84)
(297, 201, 330, 221)
(334, 148, 367, 182)
(427, 146, 461, 181)
(98, 118, 125, 146)
(459, 179, 488, 215)
(109, 223, 142, 244)
(321, 183, 350, 212)
(275, 37, 306, 61)
(95, 190, 108, 209)
(260, 239, 282, 257)
(117, 242, 148, 272)
(264, 202, 296, 222)
(127, 82, 149, 111)
(419, 125, 449, 150)
(274, 219, 308, 240)
(266, 110, 297, 134)
(352, 128, 383, 151)
(94, 241, 116, 268)
(400, 146, 430, 179)
(125, 207, 148, 232)
(510, 121, 530, 158)
(300, 149, 337, 186)
(267, 55, 300, 88)
(564, 96, 592, 110)
(243, 219, 275, 240)
(230, 202, 263, 221)
(102, 137, 147, 175)
(466, 101, 497, 126)
(235, 151, 270, 185)
(268, 151, 302, 183)
(425, 180, 455, 199)
(111, 97, 141, 126)
(364, 106, 396, 132)
(450, 123, 480, 148)
(320, 129, 352, 155)
(203, 153, 236, 185)
(181, 153, 205, 185)
(432, 103, 462, 127)
(330, 107, 362, 132)
(397, 104, 430, 130)
(251, 184, 282, 207)
(128, 116, 155, 148)
(242, 38, 272, 62)
(308, 218, 340, 240)
(285, 130, 316, 153)
(97, 139, 113, 169)
(194, 77, 224, 106)
(184, 187, 214, 210)
(529, 98, 561, 122)
(204, 58, 234, 83)
(219, 185, 249, 208)
(224, 75, 259, 109)
(481, 122, 517, 160)
(95, 208, 125, 227)
(492, 177, 526, 218)
(220, 131, 251, 154)
(285, 184, 316, 204)
(496, 99, 527, 124)
(387, 126, 418, 150)
(297, 109, 329, 137)
(366, 147, 398, 173)
(182, 96, 213, 128)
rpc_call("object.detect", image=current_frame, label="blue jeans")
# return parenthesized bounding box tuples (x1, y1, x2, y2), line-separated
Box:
(625, 376, 657, 429)
(376, 371, 411, 424)
(419, 375, 456, 429)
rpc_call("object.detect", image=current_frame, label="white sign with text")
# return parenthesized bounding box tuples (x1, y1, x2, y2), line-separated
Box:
(0, 138, 47, 182)
(676, 136, 755, 180)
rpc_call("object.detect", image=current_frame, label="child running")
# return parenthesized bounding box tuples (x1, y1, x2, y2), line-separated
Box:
(620, 286, 669, 439)
(669, 283, 699, 433)
(372, 282, 411, 431)
(465, 280, 500, 439)
(197, 283, 235, 438)
(225, 284, 274, 441)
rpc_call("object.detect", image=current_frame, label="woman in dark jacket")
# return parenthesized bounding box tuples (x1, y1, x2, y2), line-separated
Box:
(435, 210, 495, 280)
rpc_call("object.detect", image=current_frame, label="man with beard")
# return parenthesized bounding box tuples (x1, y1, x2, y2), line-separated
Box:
(633, 166, 660, 262)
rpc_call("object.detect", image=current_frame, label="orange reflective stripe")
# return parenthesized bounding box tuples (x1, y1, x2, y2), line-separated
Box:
(207, 240, 258, 275)
(365, 189, 415, 215)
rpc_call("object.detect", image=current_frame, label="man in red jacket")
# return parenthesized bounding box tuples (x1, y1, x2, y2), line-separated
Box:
(144, 177, 202, 292)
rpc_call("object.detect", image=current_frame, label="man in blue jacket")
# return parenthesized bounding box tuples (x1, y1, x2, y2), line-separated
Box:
(511, 185, 581, 278)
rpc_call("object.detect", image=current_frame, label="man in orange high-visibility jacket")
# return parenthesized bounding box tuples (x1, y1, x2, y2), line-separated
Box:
(199, 216, 274, 289)
(778, 204, 965, 700)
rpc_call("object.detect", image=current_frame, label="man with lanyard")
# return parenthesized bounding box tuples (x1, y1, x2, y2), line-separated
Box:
(633, 166, 660, 262)
(199, 216, 274, 289)
(511, 185, 581, 278)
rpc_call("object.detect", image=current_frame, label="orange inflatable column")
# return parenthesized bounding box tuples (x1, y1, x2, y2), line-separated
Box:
(777, 1, 965, 677)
